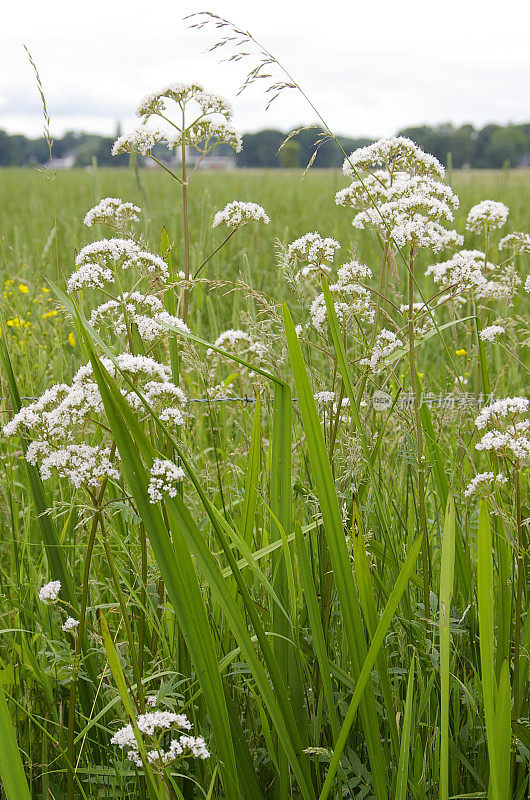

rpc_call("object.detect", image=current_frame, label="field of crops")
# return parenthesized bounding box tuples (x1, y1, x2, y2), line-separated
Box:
(0, 154, 528, 800)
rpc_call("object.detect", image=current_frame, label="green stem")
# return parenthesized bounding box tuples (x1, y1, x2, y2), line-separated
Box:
(100, 519, 143, 708)
(512, 464, 523, 720)
(407, 248, 430, 627)
(66, 506, 99, 800)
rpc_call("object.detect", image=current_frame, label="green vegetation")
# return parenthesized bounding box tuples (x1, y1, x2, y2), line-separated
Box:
(0, 159, 528, 800)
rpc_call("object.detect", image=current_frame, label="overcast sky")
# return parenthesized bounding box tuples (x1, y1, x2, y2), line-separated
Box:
(1, 0, 529, 140)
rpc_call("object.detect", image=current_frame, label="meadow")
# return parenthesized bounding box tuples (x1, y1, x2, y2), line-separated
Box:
(0, 143, 528, 800)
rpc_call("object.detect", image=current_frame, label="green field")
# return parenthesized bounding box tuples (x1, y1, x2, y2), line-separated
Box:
(0, 165, 528, 800)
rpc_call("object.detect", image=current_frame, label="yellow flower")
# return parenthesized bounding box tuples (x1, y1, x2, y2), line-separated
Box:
(42, 287, 50, 293)
(4, 279, 14, 287)
(417, 372, 424, 379)
(455, 348, 467, 356)
(68, 332, 76, 347)
(7, 317, 31, 329)
(18, 284, 29, 294)
(42, 310, 58, 320)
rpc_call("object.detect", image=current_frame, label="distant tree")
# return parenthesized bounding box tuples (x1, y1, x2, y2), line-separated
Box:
(279, 140, 301, 168)
(237, 130, 285, 167)
(446, 124, 476, 168)
(485, 125, 528, 168)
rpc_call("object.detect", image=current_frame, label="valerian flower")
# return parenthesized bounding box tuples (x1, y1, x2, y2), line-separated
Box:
(39, 580, 61, 604)
(466, 200, 509, 233)
(212, 201, 270, 228)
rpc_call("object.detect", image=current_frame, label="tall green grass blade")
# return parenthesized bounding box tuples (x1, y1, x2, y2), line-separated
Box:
(351, 498, 400, 761)
(283, 301, 388, 800)
(439, 494, 456, 800)
(318, 531, 424, 800)
(0, 685, 32, 800)
(477, 500, 500, 800)
(240, 394, 261, 545)
(494, 659, 511, 799)
(395, 654, 415, 800)
(99, 612, 162, 800)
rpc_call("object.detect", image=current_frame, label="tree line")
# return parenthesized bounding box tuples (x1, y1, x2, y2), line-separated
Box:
(0, 122, 528, 169)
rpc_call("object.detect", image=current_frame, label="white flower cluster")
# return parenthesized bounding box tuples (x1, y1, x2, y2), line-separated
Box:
(474, 397, 530, 463)
(425, 249, 520, 303)
(83, 198, 141, 230)
(3, 355, 188, 488)
(480, 325, 505, 342)
(466, 200, 509, 233)
(114, 83, 237, 162)
(39, 444, 121, 488)
(110, 710, 209, 768)
(39, 580, 61, 604)
(288, 232, 341, 279)
(90, 292, 190, 344)
(137, 82, 232, 121)
(360, 329, 404, 374)
(499, 231, 530, 254)
(336, 261, 373, 282)
(212, 201, 270, 229)
(207, 329, 267, 361)
(525, 276, 530, 294)
(61, 617, 80, 633)
(342, 137, 445, 180)
(167, 120, 242, 153)
(148, 459, 185, 503)
(68, 239, 169, 292)
(338, 140, 461, 253)
(464, 472, 508, 498)
(310, 284, 375, 332)
(313, 391, 336, 405)
(112, 127, 165, 157)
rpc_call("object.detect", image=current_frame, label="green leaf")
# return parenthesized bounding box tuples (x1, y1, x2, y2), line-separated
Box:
(0, 685, 32, 800)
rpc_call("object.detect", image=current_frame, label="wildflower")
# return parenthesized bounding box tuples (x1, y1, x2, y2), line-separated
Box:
(146, 696, 157, 708)
(425, 249, 519, 302)
(137, 82, 232, 122)
(474, 397, 530, 463)
(466, 200, 509, 233)
(148, 459, 185, 503)
(498, 231, 530, 254)
(336, 260, 373, 282)
(111, 127, 165, 157)
(360, 329, 404, 374)
(68, 332, 76, 347)
(288, 232, 340, 279)
(525, 276, 530, 293)
(310, 283, 374, 332)
(110, 710, 205, 768)
(39, 580, 61, 604)
(90, 293, 189, 344)
(61, 617, 79, 633)
(42, 310, 58, 320)
(167, 120, 242, 153)
(314, 391, 336, 405)
(18, 283, 29, 294)
(342, 137, 445, 180)
(67, 239, 168, 292)
(455, 348, 467, 356)
(212, 201, 270, 229)
(84, 197, 141, 229)
(480, 325, 504, 342)
(39, 444, 121, 488)
(464, 472, 508, 498)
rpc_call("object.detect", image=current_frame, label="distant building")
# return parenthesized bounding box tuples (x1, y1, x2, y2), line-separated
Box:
(46, 152, 76, 169)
